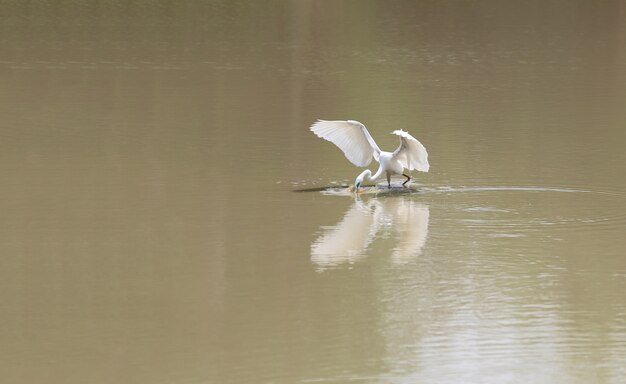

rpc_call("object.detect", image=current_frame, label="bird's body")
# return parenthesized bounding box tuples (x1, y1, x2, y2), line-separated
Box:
(358, 151, 403, 187)
(310, 120, 429, 191)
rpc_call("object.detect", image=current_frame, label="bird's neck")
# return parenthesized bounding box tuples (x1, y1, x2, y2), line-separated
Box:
(371, 164, 385, 181)
(361, 165, 385, 182)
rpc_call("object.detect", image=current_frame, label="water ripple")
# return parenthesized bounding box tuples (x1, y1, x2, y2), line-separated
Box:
(313, 184, 626, 234)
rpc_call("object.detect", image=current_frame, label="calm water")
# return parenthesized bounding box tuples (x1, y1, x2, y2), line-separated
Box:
(1, 1, 626, 383)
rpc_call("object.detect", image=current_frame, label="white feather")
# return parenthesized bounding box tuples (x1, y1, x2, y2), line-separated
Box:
(391, 129, 430, 172)
(310, 120, 381, 167)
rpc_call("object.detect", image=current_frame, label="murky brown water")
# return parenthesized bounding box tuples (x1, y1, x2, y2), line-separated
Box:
(1, 1, 626, 383)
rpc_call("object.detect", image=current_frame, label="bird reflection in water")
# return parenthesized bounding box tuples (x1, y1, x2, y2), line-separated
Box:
(311, 197, 429, 270)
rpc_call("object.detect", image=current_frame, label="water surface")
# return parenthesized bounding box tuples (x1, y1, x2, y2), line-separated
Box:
(1, 1, 625, 383)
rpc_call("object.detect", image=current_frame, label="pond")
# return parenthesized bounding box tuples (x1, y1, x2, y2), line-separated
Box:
(0, 1, 625, 383)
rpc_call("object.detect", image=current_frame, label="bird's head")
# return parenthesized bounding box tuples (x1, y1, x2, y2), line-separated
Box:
(354, 173, 365, 193)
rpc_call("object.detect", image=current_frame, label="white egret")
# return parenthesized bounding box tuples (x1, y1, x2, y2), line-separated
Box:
(310, 120, 429, 191)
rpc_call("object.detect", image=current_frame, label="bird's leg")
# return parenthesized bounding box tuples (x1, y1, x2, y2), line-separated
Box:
(402, 173, 411, 186)
(386, 173, 391, 188)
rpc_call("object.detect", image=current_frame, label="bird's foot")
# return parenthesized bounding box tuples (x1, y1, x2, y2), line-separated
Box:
(402, 173, 411, 187)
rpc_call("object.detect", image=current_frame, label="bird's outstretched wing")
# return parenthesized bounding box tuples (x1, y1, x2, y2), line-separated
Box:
(391, 129, 430, 172)
(310, 120, 381, 167)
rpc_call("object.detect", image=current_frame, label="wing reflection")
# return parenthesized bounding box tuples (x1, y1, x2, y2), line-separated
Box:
(311, 198, 429, 270)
